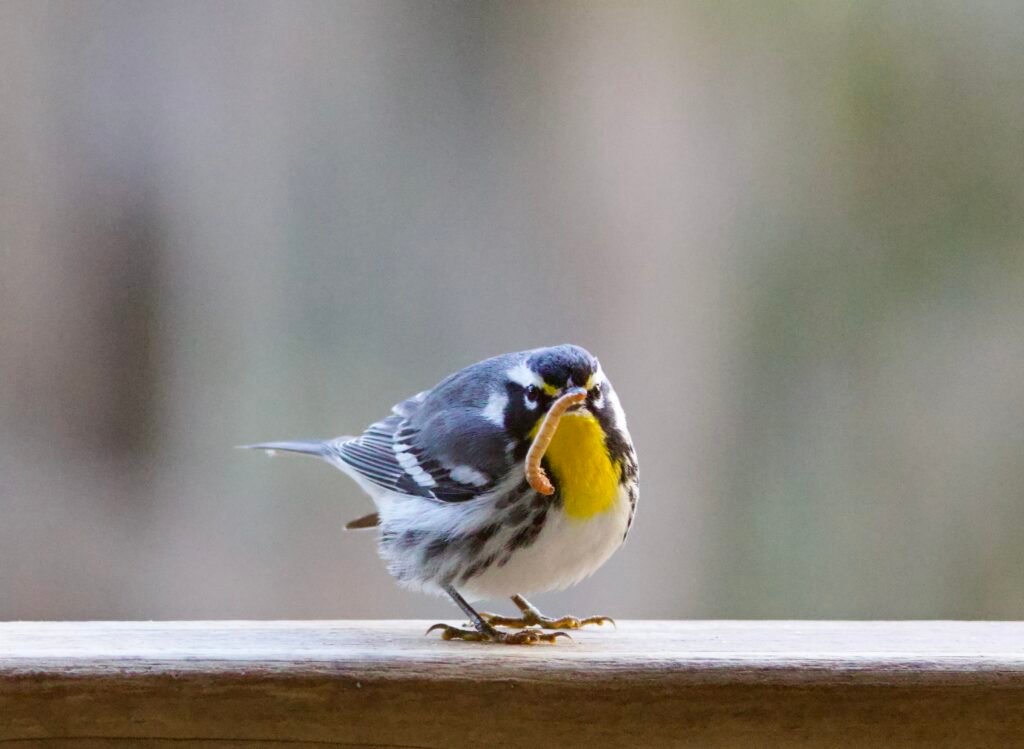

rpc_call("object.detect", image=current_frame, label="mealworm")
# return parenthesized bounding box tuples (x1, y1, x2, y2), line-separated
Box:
(525, 389, 588, 495)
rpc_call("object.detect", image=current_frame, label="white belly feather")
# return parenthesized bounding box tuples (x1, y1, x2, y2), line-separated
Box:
(461, 485, 632, 600)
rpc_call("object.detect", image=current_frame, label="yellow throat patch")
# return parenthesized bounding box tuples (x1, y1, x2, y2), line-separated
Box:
(531, 411, 620, 520)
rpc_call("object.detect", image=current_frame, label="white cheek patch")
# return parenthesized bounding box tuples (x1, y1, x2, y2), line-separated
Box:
(606, 386, 629, 431)
(482, 391, 508, 427)
(589, 365, 608, 409)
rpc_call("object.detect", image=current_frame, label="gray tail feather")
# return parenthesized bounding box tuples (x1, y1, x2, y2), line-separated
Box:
(237, 440, 329, 457)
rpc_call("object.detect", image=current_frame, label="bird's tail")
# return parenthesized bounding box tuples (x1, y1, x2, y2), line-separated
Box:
(240, 438, 378, 531)
(237, 440, 330, 457)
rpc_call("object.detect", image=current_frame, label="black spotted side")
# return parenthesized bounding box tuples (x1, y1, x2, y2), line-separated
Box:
(620, 447, 639, 541)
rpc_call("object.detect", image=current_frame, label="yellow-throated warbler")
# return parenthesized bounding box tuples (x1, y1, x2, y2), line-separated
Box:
(244, 344, 638, 644)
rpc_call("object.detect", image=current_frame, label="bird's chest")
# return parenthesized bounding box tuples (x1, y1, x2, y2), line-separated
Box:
(540, 412, 621, 520)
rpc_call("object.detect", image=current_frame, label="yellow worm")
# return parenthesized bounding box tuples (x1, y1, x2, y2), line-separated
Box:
(525, 389, 588, 495)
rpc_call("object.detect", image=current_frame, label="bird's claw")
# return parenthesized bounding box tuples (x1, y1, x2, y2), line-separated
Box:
(425, 623, 572, 644)
(478, 611, 616, 630)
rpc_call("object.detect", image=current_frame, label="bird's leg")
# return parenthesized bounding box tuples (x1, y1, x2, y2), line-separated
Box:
(426, 586, 571, 644)
(479, 594, 615, 630)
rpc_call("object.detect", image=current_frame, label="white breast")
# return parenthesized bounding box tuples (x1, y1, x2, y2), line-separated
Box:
(460, 485, 632, 601)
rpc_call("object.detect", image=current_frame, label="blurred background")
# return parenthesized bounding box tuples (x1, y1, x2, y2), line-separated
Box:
(2, 0, 1022, 622)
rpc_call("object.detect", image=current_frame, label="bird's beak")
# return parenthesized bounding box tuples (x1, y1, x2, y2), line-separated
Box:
(563, 386, 588, 412)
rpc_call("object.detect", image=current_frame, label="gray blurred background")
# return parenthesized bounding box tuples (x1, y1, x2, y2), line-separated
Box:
(2, 1, 1022, 622)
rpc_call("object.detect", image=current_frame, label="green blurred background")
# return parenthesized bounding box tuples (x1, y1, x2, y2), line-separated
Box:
(2, 1, 1022, 621)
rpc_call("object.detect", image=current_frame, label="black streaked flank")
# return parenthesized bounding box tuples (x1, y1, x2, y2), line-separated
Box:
(506, 503, 531, 526)
(423, 537, 447, 563)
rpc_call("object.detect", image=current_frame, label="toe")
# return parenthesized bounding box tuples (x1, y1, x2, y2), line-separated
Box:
(551, 617, 582, 629)
(539, 631, 574, 644)
(425, 623, 486, 642)
(580, 615, 616, 629)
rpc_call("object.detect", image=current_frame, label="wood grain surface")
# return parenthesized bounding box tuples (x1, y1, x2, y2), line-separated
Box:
(2, 620, 1023, 748)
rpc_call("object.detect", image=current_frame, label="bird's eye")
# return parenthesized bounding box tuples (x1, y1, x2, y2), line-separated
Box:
(525, 385, 540, 402)
(591, 382, 601, 396)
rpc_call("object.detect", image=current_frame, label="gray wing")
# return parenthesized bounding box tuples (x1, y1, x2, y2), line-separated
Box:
(332, 399, 513, 503)
(334, 352, 523, 502)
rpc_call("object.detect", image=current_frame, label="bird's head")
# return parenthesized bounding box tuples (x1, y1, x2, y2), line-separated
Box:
(497, 344, 621, 442)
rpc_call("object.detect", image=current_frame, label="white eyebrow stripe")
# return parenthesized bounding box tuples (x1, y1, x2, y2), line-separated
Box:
(505, 363, 542, 388)
(482, 391, 508, 427)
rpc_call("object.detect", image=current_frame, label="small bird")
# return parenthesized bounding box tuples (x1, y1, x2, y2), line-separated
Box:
(244, 344, 638, 644)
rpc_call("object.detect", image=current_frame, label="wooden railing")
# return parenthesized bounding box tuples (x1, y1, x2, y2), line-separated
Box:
(2, 620, 1023, 747)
